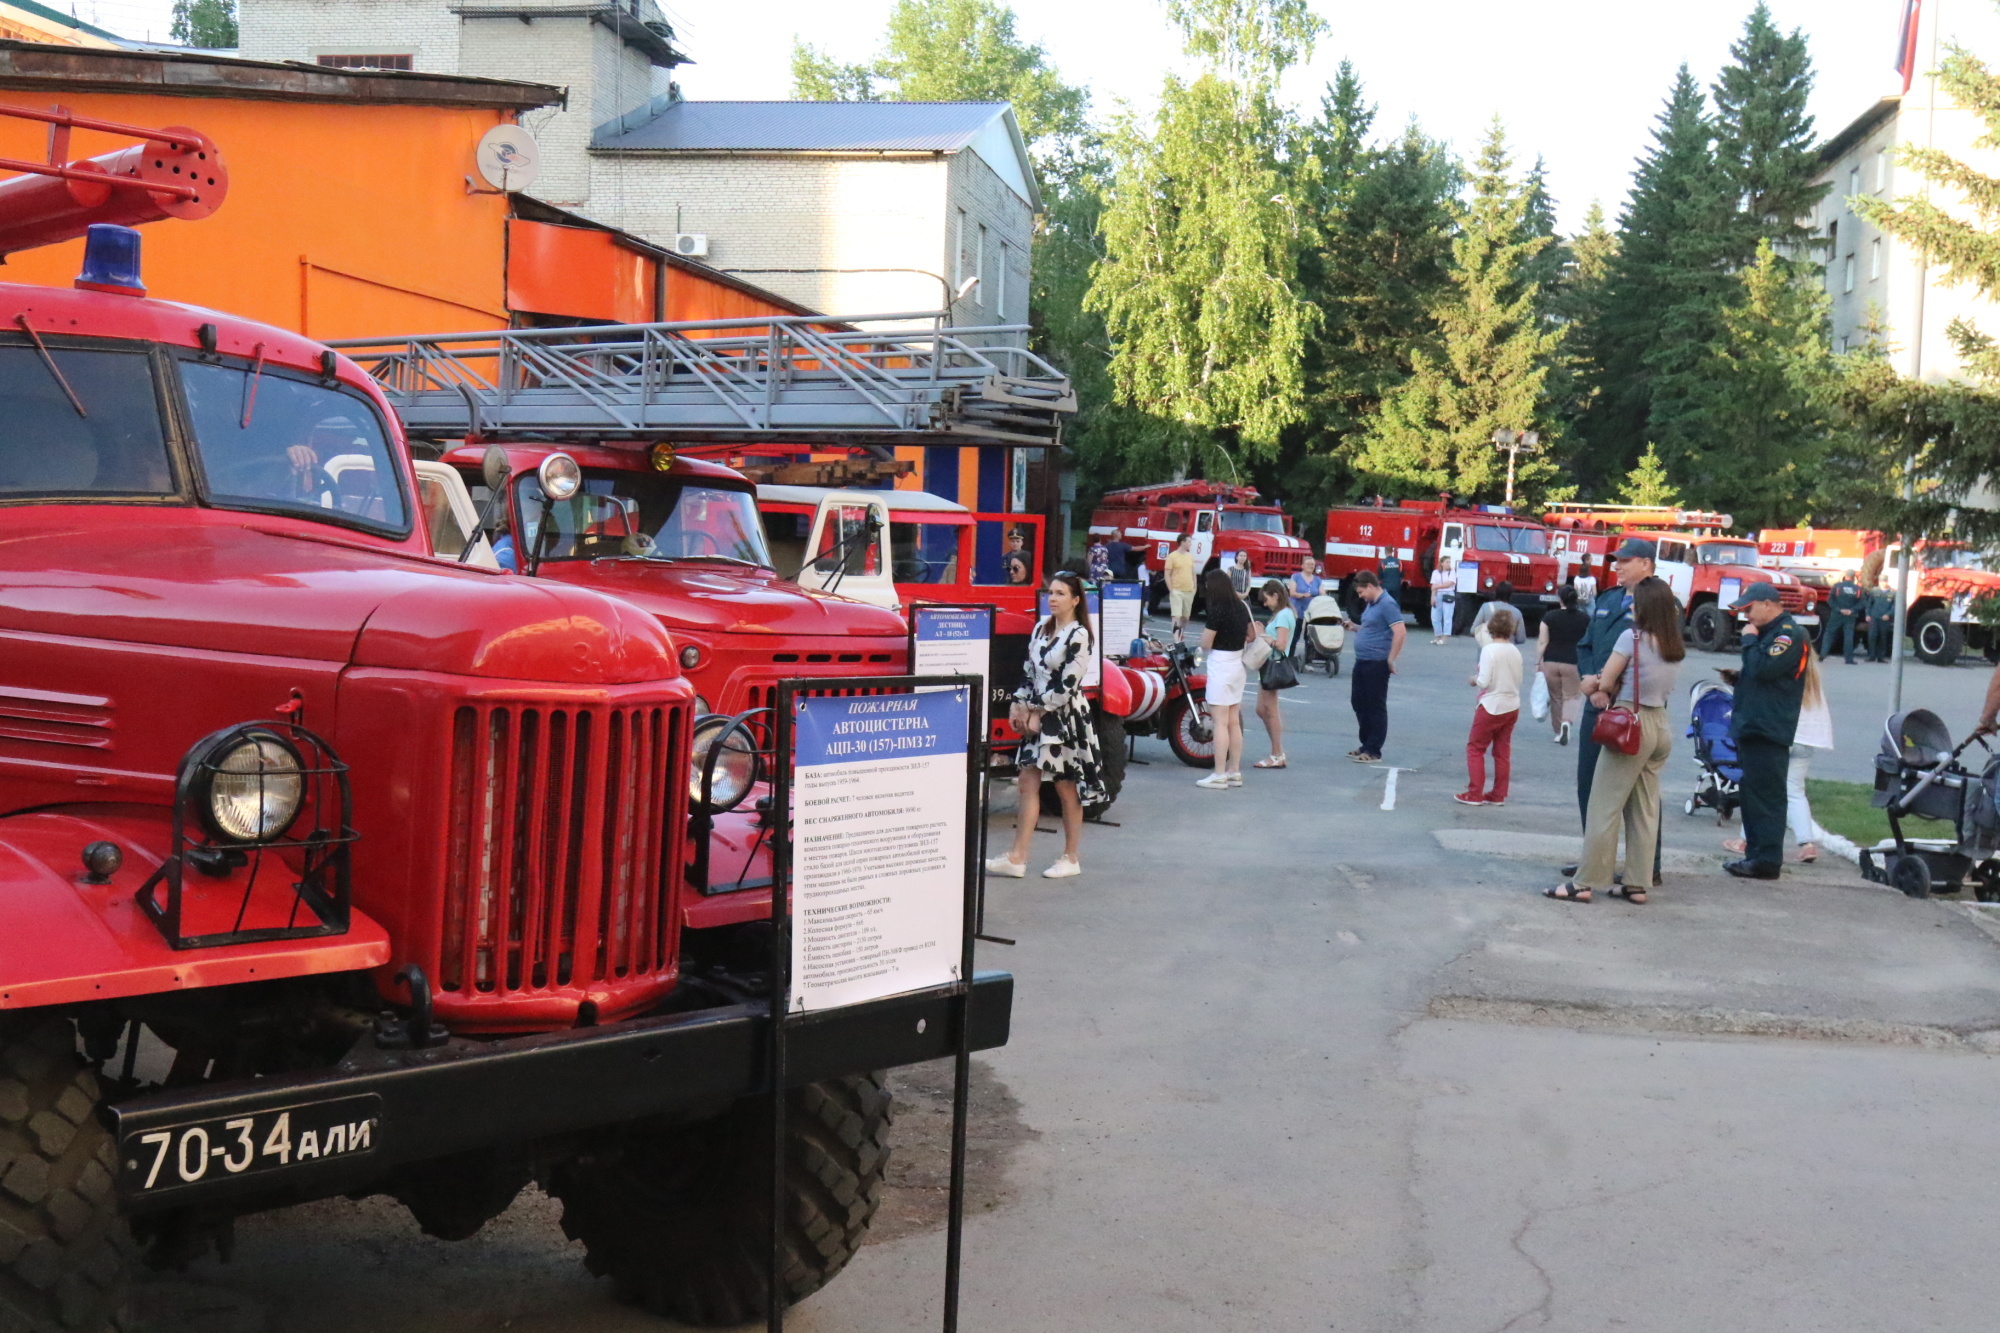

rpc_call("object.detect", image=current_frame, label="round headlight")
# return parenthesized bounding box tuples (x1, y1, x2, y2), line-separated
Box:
(680, 644, 701, 669)
(692, 694, 713, 716)
(689, 716, 757, 812)
(192, 729, 304, 843)
(538, 452, 583, 501)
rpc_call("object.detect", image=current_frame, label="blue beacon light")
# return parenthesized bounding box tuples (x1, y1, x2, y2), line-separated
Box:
(74, 223, 145, 297)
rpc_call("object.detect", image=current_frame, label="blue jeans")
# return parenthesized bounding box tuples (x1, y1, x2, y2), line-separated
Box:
(1351, 658, 1391, 755)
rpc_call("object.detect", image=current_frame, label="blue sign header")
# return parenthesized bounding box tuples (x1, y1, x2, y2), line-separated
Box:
(795, 690, 969, 767)
(914, 607, 990, 642)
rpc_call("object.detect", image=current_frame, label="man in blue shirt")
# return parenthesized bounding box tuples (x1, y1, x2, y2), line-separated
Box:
(1343, 570, 1406, 762)
(1566, 537, 1664, 883)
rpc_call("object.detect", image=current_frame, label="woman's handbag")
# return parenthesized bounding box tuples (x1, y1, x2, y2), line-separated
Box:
(1260, 654, 1300, 690)
(1242, 622, 1273, 671)
(1589, 637, 1643, 756)
(1530, 670, 1551, 721)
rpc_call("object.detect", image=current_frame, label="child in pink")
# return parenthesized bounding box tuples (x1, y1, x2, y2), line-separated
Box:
(1457, 605, 1524, 805)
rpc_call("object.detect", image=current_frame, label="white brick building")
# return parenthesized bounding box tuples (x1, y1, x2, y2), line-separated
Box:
(589, 101, 1040, 325)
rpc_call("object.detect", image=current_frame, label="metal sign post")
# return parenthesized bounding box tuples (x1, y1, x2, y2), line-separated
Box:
(768, 675, 985, 1333)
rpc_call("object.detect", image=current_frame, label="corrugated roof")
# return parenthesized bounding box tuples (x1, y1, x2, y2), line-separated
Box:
(593, 99, 1009, 154)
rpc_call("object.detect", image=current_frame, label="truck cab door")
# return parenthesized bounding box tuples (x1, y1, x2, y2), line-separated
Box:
(1441, 522, 1465, 566)
(1655, 539, 1695, 603)
(413, 461, 499, 569)
(1192, 509, 1216, 568)
(802, 494, 898, 610)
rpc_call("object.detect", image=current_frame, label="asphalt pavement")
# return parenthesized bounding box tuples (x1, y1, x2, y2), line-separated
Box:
(130, 628, 2000, 1332)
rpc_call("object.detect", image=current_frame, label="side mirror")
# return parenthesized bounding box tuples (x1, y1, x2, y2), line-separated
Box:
(481, 446, 511, 494)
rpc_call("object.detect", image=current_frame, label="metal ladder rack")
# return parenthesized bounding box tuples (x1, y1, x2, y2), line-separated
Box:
(326, 310, 1076, 447)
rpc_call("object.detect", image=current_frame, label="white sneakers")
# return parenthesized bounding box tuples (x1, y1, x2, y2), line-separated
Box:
(987, 852, 1081, 879)
(1195, 774, 1231, 790)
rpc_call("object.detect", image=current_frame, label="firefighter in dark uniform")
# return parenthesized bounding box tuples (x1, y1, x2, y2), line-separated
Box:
(1725, 582, 1807, 880)
(1865, 578, 1897, 663)
(1819, 572, 1863, 664)
(1378, 547, 1404, 603)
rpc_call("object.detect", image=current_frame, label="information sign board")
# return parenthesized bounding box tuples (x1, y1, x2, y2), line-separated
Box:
(910, 605, 993, 729)
(1100, 581, 1144, 654)
(1036, 588, 1103, 686)
(789, 690, 970, 1013)
(1456, 562, 1480, 594)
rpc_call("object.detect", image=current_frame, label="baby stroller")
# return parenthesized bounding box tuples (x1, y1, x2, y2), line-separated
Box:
(1862, 709, 2000, 899)
(1300, 593, 1345, 675)
(1682, 679, 1742, 823)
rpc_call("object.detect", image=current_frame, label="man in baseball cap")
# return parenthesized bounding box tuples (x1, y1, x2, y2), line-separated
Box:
(1724, 582, 1806, 879)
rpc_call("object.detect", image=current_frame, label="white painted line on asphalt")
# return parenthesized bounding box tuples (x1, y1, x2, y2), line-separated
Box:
(1380, 767, 1404, 810)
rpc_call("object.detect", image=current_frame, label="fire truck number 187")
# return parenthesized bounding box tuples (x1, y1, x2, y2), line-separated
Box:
(122, 1094, 381, 1193)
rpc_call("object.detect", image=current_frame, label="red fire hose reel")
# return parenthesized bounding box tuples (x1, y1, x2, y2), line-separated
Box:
(0, 102, 227, 257)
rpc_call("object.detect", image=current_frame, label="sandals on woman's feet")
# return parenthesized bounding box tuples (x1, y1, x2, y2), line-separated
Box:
(1544, 882, 1592, 903)
(1606, 885, 1649, 904)
(1254, 755, 1287, 768)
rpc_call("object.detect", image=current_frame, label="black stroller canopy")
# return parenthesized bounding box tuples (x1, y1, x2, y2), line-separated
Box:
(1883, 709, 1953, 768)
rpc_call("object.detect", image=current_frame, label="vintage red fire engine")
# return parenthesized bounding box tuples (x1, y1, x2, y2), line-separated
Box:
(1090, 481, 1311, 609)
(1323, 498, 1562, 628)
(0, 108, 1009, 1331)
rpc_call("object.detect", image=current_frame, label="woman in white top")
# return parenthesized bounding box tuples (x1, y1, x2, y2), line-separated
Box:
(1456, 605, 1524, 806)
(1725, 649, 1831, 863)
(1549, 578, 1686, 904)
(1429, 557, 1456, 644)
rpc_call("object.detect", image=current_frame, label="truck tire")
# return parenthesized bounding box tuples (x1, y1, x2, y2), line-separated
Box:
(1163, 696, 1215, 768)
(1085, 710, 1127, 820)
(1689, 603, 1731, 654)
(0, 1017, 131, 1333)
(1452, 595, 1480, 637)
(1913, 608, 1965, 666)
(553, 1074, 890, 1327)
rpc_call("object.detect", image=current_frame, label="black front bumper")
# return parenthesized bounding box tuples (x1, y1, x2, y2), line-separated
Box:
(108, 971, 1012, 1214)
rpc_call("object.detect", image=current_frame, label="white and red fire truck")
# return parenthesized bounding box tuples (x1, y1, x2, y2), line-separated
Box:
(1322, 499, 1562, 627)
(1759, 527, 2000, 665)
(1089, 482, 1311, 609)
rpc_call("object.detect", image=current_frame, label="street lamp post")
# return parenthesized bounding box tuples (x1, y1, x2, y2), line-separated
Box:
(1490, 428, 1541, 506)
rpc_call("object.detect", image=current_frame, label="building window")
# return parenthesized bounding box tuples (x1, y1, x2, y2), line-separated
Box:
(1848, 166, 1860, 202)
(1871, 237, 1883, 280)
(975, 223, 987, 309)
(1875, 148, 1889, 192)
(954, 209, 966, 289)
(996, 240, 1009, 321)
(1844, 254, 1856, 293)
(1826, 220, 1838, 289)
(317, 54, 415, 70)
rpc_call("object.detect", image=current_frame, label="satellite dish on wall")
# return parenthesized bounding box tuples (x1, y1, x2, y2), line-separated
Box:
(475, 125, 541, 192)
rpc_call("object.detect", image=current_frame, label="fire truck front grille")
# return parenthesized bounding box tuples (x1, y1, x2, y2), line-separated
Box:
(440, 702, 685, 995)
(1778, 586, 1815, 614)
(1261, 551, 1305, 575)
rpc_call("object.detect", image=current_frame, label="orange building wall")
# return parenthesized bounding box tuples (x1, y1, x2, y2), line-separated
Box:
(0, 94, 514, 339)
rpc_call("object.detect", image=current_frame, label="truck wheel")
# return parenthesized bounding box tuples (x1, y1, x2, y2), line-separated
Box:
(1452, 596, 1480, 637)
(552, 1073, 892, 1327)
(1163, 697, 1215, 768)
(0, 1017, 132, 1333)
(1913, 609, 1965, 665)
(1085, 710, 1127, 819)
(1689, 604, 1730, 654)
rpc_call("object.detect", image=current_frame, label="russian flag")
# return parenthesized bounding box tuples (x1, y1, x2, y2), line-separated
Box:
(1897, 0, 1924, 94)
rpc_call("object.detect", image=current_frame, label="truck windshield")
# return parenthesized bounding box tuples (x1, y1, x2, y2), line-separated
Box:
(181, 360, 408, 534)
(1696, 543, 1759, 565)
(520, 470, 772, 567)
(1473, 526, 1513, 552)
(1220, 511, 1285, 533)
(0, 345, 174, 499)
(1931, 547, 1994, 571)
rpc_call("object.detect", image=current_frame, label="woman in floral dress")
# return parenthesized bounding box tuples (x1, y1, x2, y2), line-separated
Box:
(985, 571, 1106, 880)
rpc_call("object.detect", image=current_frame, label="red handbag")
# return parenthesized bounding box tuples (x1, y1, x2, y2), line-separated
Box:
(1590, 636, 1644, 755)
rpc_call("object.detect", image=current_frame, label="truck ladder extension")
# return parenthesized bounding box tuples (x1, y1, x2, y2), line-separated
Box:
(327, 311, 1077, 447)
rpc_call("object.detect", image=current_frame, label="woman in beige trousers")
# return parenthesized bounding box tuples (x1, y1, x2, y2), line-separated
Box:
(1546, 578, 1686, 904)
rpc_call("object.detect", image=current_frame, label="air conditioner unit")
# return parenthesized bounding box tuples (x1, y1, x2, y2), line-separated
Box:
(673, 233, 708, 258)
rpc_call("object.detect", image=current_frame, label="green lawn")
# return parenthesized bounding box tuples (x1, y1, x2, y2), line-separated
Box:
(1807, 778, 1891, 847)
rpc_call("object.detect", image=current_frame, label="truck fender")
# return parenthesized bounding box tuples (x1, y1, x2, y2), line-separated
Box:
(0, 807, 390, 1011)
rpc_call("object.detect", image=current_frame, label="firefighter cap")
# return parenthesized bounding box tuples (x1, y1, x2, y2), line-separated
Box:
(1612, 537, 1656, 561)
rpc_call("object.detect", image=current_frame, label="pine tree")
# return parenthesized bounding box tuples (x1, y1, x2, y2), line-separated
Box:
(1619, 444, 1679, 506)
(1712, 2, 1828, 264)
(169, 0, 236, 47)
(1351, 121, 1566, 500)
(1085, 0, 1323, 476)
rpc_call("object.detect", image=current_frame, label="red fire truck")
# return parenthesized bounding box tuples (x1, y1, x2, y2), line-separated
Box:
(1090, 481, 1312, 610)
(1322, 499, 1562, 628)
(1759, 527, 2000, 665)
(0, 108, 1011, 1330)
(1543, 505, 1817, 651)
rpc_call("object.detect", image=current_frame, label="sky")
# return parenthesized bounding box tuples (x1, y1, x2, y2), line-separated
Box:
(88, 0, 1997, 233)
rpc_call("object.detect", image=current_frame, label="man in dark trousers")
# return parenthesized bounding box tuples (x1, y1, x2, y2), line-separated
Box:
(1820, 572, 1863, 664)
(1866, 577, 1897, 663)
(1726, 582, 1807, 880)
(1564, 537, 1662, 883)
(1378, 547, 1404, 604)
(1343, 570, 1405, 763)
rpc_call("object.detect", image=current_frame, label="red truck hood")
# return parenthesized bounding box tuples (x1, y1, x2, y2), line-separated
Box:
(0, 511, 676, 683)
(1217, 532, 1312, 552)
(534, 559, 908, 640)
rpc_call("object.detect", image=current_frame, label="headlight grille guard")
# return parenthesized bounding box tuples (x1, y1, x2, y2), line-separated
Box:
(136, 721, 357, 952)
